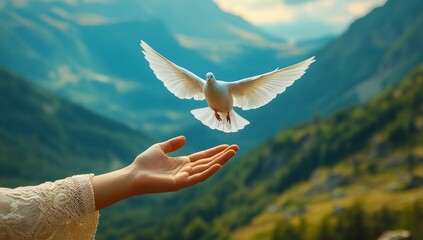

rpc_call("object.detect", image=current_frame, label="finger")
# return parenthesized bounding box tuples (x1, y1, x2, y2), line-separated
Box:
(179, 164, 193, 174)
(183, 164, 222, 188)
(211, 149, 236, 166)
(158, 136, 186, 153)
(188, 144, 229, 162)
(192, 145, 238, 167)
(191, 149, 236, 174)
(231, 144, 240, 152)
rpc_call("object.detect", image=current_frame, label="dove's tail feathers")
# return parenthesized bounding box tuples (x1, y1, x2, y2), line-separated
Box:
(191, 107, 250, 133)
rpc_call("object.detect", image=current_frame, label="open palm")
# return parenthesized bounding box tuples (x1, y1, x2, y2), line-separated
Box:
(130, 136, 239, 194)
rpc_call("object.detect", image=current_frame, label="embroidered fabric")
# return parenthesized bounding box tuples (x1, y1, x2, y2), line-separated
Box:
(0, 174, 99, 240)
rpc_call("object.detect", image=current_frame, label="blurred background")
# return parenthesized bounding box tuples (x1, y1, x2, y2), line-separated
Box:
(1, 0, 422, 239)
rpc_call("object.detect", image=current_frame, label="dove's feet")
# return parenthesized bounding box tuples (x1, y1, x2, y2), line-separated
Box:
(226, 112, 231, 124)
(214, 111, 222, 121)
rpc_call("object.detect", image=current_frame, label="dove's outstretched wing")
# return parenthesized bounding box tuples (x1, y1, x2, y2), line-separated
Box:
(227, 56, 315, 110)
(141, 41, 206, 100)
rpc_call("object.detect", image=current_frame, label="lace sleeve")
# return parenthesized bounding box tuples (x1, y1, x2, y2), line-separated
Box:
(0, 174, 99, 240)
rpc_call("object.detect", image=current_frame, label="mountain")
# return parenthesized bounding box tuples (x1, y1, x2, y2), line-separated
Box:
(137, 0, 285, 62)
(1, 0, 422, 238)
(219, 0, 423, 150)
(0, 1, 217, 136)
(0, 67, 152, 187)
(175, 0, 423, 154)
(0, 67, 221, 239)
(304, 0, 423, 111)
(1, 62, 421, 240)
(232, 65, 423, 240)
(139, 62, 423, 240)
(0, 0, 322, 149)
(2, 0, 421, 155)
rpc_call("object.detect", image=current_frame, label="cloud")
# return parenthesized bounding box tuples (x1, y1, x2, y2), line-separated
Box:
(50, 7, 111, 26)
(49, 65, 80, 88)
(49, 65, 139, 93)
(215, 0, 387, 25)
(139, 110, 187, 134)
(214, 0, 293, 24)
(283, 0, 314, 5)
(12, 0, 27, 7)
(113, 80, 140, 93)
(80, 68, 141, 93)
(75, 13, 109, 25)
(9, 12, 34, 27)
(39, 14, 69, 30)
(347, 2, 378, 16)
(214, 0, 387, 39)
(51, 7, 73, 20)
(142, 122, 183, 134)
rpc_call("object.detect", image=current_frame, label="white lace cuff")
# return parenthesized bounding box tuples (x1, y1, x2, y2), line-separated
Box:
(0, 174, 99, 239)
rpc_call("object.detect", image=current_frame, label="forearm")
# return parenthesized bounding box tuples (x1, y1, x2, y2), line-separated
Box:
(91, 139, 239, 211)
(0, 174, 98, 238)
(91, 166, 136, 211)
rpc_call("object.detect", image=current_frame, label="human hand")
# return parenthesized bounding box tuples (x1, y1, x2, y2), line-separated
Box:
(92, 136, 239, 210)
(128, 136, 239, 195)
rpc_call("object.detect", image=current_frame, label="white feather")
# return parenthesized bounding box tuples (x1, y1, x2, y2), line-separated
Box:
(191, 107, 250, 133)
(140, 41, 206, 100)
(227, 56, 315, 110)
(140, 40, 315, 133)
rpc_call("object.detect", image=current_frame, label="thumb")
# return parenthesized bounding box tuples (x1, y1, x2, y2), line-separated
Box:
(158, 136, 186, 153)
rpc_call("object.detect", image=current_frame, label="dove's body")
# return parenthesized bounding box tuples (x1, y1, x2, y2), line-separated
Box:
(141, 40, 315, 133)
(204, 79, 233, 113)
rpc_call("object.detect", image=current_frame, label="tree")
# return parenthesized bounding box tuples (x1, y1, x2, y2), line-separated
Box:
(182, 216, 209, 240)
(273, 218, 305, 240)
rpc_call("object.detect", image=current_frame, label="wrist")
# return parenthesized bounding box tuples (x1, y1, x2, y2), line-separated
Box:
(92, 166, 137, 210)
(123, 164, 142, 197)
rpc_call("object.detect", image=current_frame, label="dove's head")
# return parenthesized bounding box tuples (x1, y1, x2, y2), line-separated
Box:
(206, 72, 215, 83)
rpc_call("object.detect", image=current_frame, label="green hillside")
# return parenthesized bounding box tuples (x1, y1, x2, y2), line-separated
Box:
(0, 67, 224, 239)
(0, 67, 152, 187)
(248, 0, 423, 133)
(136, 64, 423, 240)
(304, 0, 423, 111)
(232, 64, 423, 239)
(199, 0, 423, 153)
(2, 0, 422, 155)
(232, 62, 423, 239)
(1, 0, 422, 237)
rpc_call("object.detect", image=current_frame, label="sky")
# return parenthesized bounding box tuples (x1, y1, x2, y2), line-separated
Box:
(2, 0, 387, 40)
(213, 0, 387, 40)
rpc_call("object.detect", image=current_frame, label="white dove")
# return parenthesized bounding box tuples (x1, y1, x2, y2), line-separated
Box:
(141, 40, 315, 133)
